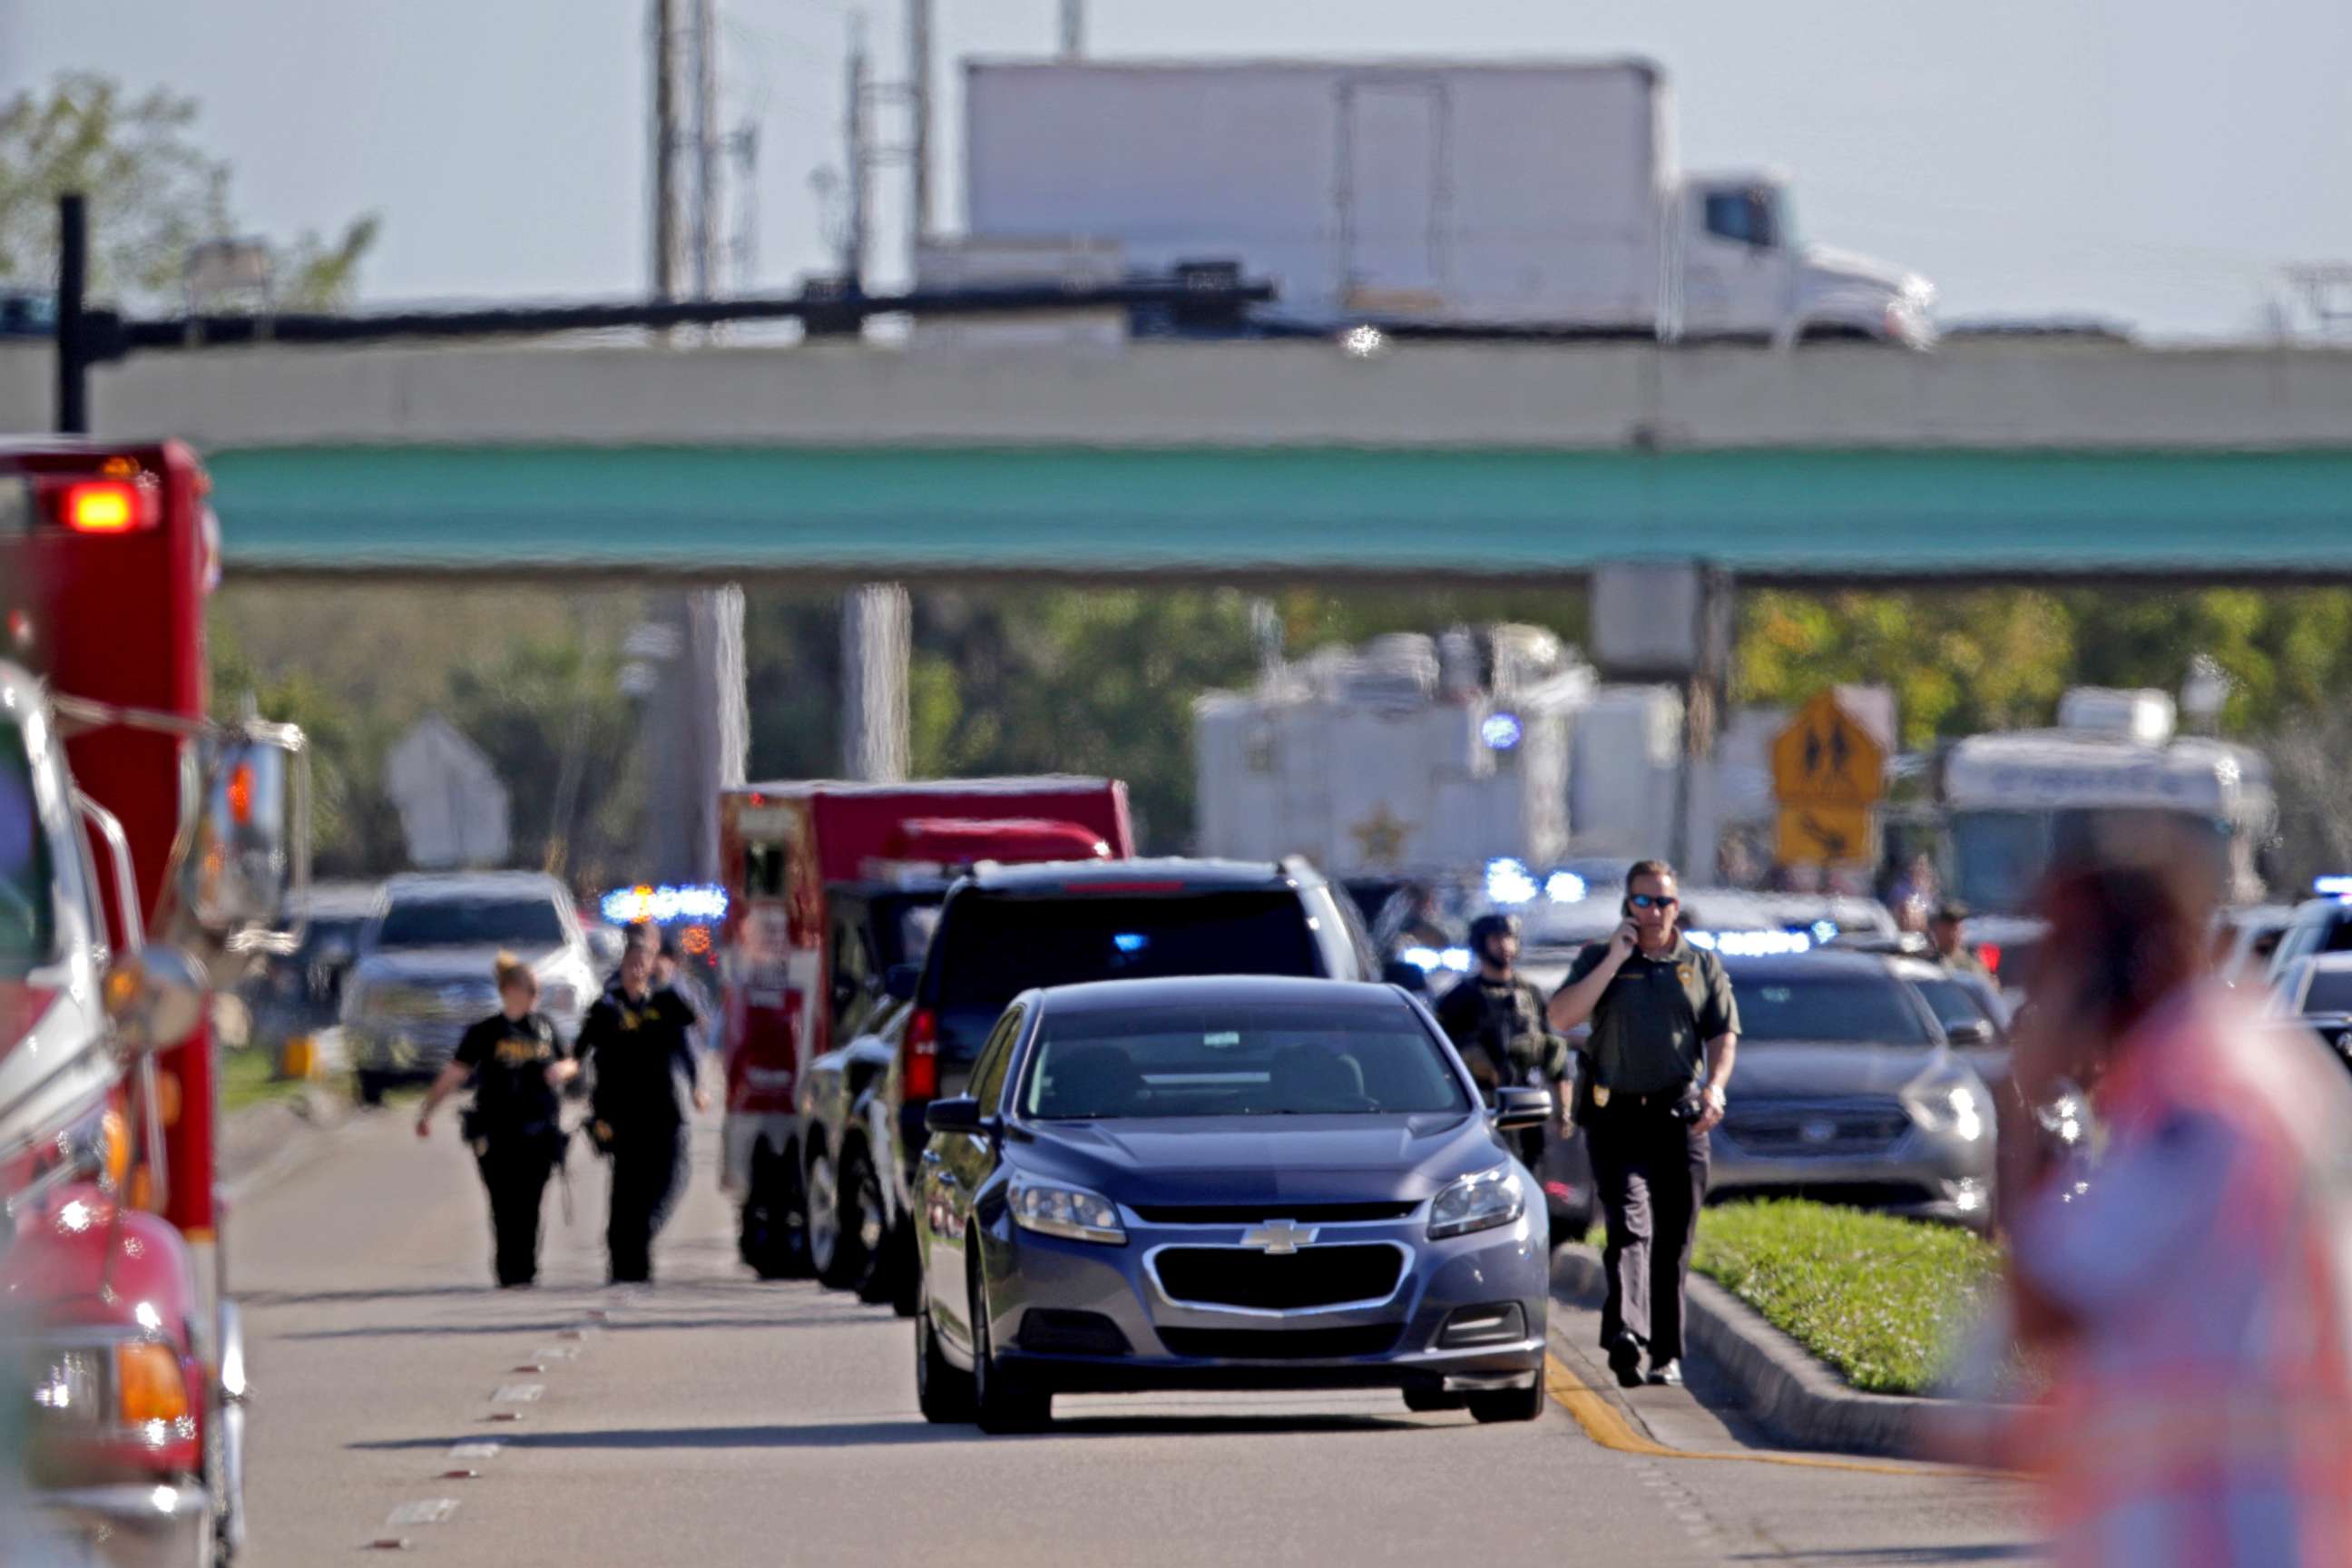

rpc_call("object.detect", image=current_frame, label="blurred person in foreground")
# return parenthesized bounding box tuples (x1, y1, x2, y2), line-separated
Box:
(1940, 860, 2352, 1565)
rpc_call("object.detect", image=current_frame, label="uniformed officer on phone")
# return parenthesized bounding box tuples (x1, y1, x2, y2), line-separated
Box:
(1433, 912, 1574, 1165)
(576, 940, 709, 1285)
(1548, 859, 1740, 1389)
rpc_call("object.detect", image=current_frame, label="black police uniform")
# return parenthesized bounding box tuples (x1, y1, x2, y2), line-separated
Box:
(577, 983, 700, 1284)
(1559, 936, 1740, 1373)
(1432, 973, 1569, 1166)
(449, 1010, 570, 1288)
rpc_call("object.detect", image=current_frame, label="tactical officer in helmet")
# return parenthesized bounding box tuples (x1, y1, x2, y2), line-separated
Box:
(1434, 912, 1574, 1165)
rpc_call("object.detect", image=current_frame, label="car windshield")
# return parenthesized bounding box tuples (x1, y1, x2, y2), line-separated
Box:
(0, 720, 55, 972)
(1908, 975, 2000, 1039)
(374, 895, 564, 949)
(934, 891, 1319, 1015)
(1019, 1000, 1468, 1120)
(2303, 969, 2352, 1015)
(1727, 973, 1934, 1044)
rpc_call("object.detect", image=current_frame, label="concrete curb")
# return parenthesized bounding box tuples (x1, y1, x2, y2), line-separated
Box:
(1553, 1243, 1998, 1460)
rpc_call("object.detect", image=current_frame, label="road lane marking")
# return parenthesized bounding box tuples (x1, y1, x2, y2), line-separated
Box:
(447, 1442, 502, 1460)
(492, 1383, 544, 1403)
(385, 1499, 460, 1526)
(530, 1347, 579, 1361)
(1544, 1354, 1998, 1479)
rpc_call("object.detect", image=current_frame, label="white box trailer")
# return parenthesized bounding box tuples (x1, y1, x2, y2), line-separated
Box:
(964, 57, 1934, 344)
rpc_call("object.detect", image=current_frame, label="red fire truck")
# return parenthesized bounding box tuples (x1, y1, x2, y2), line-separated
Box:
(716, 779, 1132, 1277)
(1, 441, 307, 1566)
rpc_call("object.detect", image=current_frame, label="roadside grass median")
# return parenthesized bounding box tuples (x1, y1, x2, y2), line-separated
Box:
(1690, 1199, 2003, 1396)
(218, 1041, 311, 1113)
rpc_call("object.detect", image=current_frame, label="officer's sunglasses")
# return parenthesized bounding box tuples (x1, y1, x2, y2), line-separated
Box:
(1628, 893, 1679, 910)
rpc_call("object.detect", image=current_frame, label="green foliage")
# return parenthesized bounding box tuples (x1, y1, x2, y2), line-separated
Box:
(0, 73, 377, 308)
(1690, 1200, 2003, 1396)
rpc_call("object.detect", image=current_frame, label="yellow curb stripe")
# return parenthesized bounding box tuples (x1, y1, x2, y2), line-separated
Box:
(1544, 1353, 2001, 1480)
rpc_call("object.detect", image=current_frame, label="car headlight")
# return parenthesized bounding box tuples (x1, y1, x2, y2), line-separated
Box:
(1427, 1164, 1524, 1240)
(1008, 1177, 1126, 1245)
(1904, 1067, 1987, 1142)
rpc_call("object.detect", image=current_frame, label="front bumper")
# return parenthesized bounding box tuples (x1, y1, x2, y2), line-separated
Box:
(28, 1481, 210, 1568)
(984, 1201, 1551, 1396)
(1709, 1120, 1994, 1228)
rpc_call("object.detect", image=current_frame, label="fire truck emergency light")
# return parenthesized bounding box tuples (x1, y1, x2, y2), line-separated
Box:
(56, 479, 155, 534)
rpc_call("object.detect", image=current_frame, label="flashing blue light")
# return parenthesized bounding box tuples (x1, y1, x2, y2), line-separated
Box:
(1480, 711, 1524, 751)
(2315, 876, 2352, 900)
(1485, 857, 1538, 906)
(1438, 946, 1474, 974)
(1810, 920, 1839, 943)
(601, 883, 730, 926)
(1545, 871, 1589, 905)
(1112, 933, 1149, 954)
(1706, 930, 1817, 957)
(1399, 946, 1443, 972)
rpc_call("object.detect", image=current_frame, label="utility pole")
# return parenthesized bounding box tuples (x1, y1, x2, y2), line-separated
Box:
(649, 0, 683, 299)
(55, 193, 88, 435)
(689, 0, 721, 299)
(841, 584, 912, 783)
(842, 17, 871, 289)
(906, 0, 934, 254)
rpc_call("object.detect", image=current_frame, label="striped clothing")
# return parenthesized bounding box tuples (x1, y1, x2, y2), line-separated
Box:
(2009, 984, 2352, 1567)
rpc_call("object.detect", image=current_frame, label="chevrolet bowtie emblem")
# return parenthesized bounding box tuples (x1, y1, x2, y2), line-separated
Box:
(1240, 1220, 1319, 1255)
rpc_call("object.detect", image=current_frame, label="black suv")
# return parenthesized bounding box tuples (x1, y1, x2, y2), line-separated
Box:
(850, 857, 1373, 1310)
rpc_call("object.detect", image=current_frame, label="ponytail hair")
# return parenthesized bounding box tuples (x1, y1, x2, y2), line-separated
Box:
(493, 951, 537, 995)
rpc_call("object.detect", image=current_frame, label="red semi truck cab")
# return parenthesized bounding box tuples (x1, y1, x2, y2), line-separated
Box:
(0, 441, 307, 1567)
(716, 777, 1132, 1277)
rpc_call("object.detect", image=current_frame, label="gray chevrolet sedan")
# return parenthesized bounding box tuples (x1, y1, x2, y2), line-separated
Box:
(914, 975, 1554, 1432)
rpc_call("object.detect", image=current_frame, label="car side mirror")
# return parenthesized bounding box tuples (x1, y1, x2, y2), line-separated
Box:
(1492, 1085, 1553, 1131)
(925, 1096, 986, 1135)
(181, 725, 309, 965)
(1945, 1020, 1994, 1048)
(885, 963, 921, 1003)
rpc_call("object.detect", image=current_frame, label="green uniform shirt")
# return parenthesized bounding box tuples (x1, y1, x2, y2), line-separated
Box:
(1560, 937, 1740, 1097)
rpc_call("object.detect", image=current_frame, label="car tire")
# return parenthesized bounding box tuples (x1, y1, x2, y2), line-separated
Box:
(354, 1070, 386, 1108)
(887, 1221, 922, 1318)
(835, 1142, 887, 1298)
(740, 1142, 810, 1280)
(915, 1294, 974, 1424)
(807, 1144, 842, 1284)
(1468, 1379, 1548, 1425)
(1403, 1387, 1465, 1414)
(969, 1254, 1049, 1435)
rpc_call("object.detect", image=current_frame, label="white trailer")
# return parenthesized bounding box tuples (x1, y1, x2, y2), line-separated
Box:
(962, 57, 1934, 344)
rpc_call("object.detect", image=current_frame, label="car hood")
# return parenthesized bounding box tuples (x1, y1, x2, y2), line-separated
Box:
(356, 945, 566, 985)
(1013, 1112, 1501, 1207)
(1802, 242, 1928, 296)
(1728, 1041, 1949, 1101)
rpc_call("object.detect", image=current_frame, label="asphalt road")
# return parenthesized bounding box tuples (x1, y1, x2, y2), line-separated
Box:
(229, 1108, 2043, 1567)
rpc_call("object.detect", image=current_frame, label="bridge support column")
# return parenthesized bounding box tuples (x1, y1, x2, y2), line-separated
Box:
(1588, 562, 1733, 876)
(644, 584, 747, 883)
(841, 583, 910, 782)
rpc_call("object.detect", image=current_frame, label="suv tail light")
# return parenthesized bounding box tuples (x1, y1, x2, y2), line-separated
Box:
(903, 1006, 939, 1101)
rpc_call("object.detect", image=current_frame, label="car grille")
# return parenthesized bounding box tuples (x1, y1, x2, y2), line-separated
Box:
(1158, 1326, 1401, 1360)
(1152, 1245, 1406, 1311)
(1129, 1200, 1419, 1224)
(1721, 1097, 1911, 1156)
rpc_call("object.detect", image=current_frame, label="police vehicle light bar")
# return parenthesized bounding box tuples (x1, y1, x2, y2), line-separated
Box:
(602, 883, 730, 925)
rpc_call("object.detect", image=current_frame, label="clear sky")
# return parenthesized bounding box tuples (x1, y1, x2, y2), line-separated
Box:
(8, 0, 2350, 337)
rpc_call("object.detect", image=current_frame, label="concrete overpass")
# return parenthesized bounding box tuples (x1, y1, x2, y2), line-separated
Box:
(5, 337, 2352, 580)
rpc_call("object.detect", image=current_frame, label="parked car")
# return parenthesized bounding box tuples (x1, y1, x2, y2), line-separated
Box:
(240, 879, 380, 1059)
(862, 857, 1376, 1312)
(1710, 948, 1997, 1229)
(2266, 952, 2352, 1073)
(2265, 895, 2352, 986)
(914, 975, 1554, 1431)
(2212, 902, 2295, 987)
(340, 871, 599, 1103)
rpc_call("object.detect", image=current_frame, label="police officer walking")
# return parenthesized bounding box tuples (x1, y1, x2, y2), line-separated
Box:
(416, 954, 579, 1289)
(1434, 913, 1573, 1165)
(1548, 859, 1740, 1388)
(577, 939, 710, 1285)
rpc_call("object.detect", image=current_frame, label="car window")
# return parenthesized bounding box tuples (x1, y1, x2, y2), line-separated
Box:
(1726, 974, 1935, 1045)
(2320, 913, 2352, 956)
(1908, 975, 1999, 1039)
(932, 890, 1321, 1017)
(967, 1004, 1025, 1112)
(2301, 969, 2352, 1015)
(375, 895, 565, 949)
(0, 719, 55, 972)
(1018, 1000, 1467, 1120)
